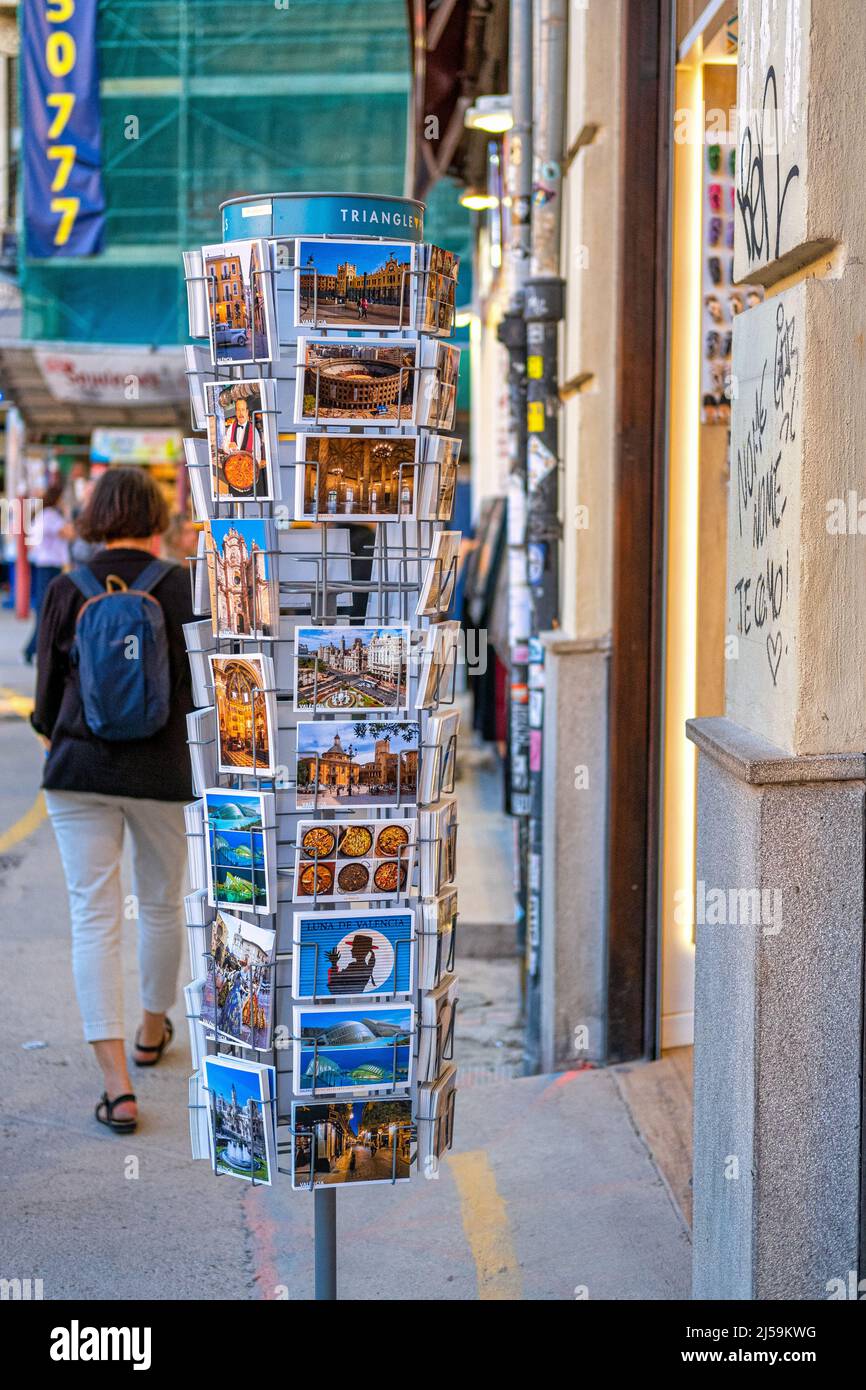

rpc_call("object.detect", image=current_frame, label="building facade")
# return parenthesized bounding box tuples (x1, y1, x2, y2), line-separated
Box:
(443, 0, 866, 1299)
(300, 250, 411, 308)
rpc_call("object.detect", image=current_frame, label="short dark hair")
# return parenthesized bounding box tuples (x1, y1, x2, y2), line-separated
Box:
(78, 467, 170, 544)
(42, 481, 65, 511)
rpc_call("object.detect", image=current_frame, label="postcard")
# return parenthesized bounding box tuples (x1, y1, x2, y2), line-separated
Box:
(294, 433, 419, 522)
(291, 1098, 414, 1188)
(184, 976, 206, 1072)
(184, 888, 209, 978)
(418, 975, 458, 1083)
(202, 1054, 275, 1184)
(435, 343, 461, 428)
(293, 816, 417, 904)
(293, 1004, 414, 1095)
(295, 336, 420, 425)
(209, 653, 278, 777)
(294, 625, 409, 713)
(419, 889, 457, 991)
(183, 617, 216, 707)
(418, 708, 460, 804)
(420, 244, 459, 336)
(192, 528, 210, 615)
(183, 248, 208, 340)
(186, 705, 216, 797)
(202, 238, 276, 366)
(293, 237, 415, 331)
(417, 530, 462, 617)
(417, 434, 460, 521)
(184, 798, 208, 894)
(204, 379, 278, 502)
(189, 1071, 211, 1161)
(201, 910, 276, 1049)
(419, 797, 458, 898)
(292, 908, 414, 1000)
(416, 621, 460, 710)
(419, 341, 461, 429)
(417, 1063, 457, 1166)
(295, 718, 419, 810)
(205, 517, 278, 639)
(185, 437, 212, 521)
(204, 788, 274, 916)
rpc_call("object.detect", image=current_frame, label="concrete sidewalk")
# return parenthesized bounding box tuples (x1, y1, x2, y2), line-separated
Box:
(0, 610, 690, 1300)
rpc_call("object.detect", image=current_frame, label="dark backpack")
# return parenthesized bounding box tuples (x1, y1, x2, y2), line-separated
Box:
(69, 560, 174, 741)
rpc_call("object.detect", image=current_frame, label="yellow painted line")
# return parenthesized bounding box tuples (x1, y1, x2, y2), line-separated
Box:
(0, 791, 46, 854)
(0, 685, 35, 719)
(447, 1150, 522, 1300)
(0, 686, 47, 851)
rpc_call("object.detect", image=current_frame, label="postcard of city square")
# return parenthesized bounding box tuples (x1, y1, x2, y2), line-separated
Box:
(294, 625, 409, 711)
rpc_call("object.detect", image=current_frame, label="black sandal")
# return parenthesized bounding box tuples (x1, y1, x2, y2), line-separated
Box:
(133, 1017, 173, 1067)
(95, 1092, 138, 1134)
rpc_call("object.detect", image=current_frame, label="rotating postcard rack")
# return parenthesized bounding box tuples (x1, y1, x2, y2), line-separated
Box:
(180, 192, 461, 1299)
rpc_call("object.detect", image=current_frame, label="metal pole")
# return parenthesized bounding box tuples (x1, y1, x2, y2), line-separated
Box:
(499, 0, 533, 995)
(314, 1186, 337, 1299)
(524, 0, 567, 1069)
(177, 0, 190, 343)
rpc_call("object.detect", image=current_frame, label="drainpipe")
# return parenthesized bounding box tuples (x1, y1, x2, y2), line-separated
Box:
(524, 0, 566, 1069)
(498, 0, 533, 991)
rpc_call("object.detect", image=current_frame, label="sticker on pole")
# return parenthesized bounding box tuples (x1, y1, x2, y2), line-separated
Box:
(528, 437, 556, 490)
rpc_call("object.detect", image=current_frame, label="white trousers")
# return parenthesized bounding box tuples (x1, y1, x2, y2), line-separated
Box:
(45, 789, 187, 1043)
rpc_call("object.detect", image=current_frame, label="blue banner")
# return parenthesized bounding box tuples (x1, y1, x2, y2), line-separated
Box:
(22, 0, 105, 258)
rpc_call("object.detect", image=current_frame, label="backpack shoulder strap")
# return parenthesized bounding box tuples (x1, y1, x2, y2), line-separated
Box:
(68, 567, 105, 601)
(130, 558, 175, 594)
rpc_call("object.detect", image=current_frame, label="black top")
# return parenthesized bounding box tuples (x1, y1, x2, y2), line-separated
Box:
(31, 547, 195, 802)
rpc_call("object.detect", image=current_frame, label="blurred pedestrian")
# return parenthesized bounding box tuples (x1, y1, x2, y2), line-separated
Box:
(23, 482, 71, 664)
(163, 514, 199, 569)
(31, 467, 195, 1134)
(66, 469, 99, 567)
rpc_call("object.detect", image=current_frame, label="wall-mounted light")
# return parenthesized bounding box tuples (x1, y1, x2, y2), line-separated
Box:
(459, 190, 499, 211)
(465, 94, 513, 134)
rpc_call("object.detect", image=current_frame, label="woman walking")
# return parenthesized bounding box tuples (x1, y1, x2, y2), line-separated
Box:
(31, 468, 195, 1133)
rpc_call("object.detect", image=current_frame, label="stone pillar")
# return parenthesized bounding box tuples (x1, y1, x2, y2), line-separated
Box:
(690, 0, 866, 1297)
(540, 635, 610, 1069)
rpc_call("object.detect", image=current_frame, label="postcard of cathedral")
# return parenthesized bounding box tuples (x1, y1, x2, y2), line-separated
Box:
(206, 518, 279, 640)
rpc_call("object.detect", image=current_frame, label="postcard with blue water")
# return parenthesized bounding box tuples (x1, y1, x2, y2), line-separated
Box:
(203, 788, 274, 916)
(293, 1004, 413, 1095)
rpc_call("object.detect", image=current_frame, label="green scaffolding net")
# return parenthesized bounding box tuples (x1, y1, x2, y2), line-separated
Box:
(21, 0, 471, 347)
